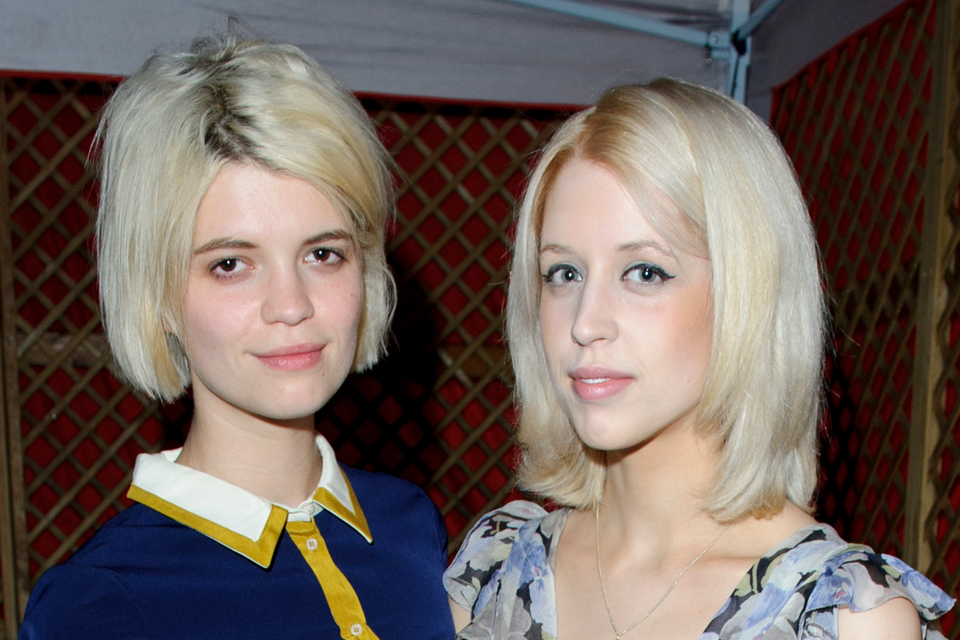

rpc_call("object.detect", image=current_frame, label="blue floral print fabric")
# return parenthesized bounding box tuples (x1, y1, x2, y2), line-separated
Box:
(443, 500, 954, 640)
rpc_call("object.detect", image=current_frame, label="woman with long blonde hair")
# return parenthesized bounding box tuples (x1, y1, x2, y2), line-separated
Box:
(444, 79, 952, 640)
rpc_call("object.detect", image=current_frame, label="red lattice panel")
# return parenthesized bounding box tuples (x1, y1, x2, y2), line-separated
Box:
(3, 75, 572, 628)
(926, 3, 960, 623)
(772, 0, 936, 558)
(4, 77, 177, 584)
(324, 99, 570, 547)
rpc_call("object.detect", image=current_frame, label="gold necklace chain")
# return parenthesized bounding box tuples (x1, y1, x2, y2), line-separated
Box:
(595, 506, 730, 640)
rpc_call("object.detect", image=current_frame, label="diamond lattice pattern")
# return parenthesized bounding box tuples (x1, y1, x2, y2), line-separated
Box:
(2, 75, 570, 621)
(772, 0, 960, 636)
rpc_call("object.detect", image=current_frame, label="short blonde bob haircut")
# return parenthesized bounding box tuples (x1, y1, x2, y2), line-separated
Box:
(95, 36, 396, 402)
(507, 79, 827, 523)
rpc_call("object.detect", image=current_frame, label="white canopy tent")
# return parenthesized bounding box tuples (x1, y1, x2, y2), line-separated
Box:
(1, 0, 903, 118)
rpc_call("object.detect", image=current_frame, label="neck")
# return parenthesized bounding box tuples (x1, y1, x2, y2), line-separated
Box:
(176, 398, 323, 507)
(600, 422, 723, 560)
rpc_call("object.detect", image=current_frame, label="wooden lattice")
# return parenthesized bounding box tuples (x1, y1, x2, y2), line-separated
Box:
(774, 0, 935, 556)
(0, 74, 569, 637)
(772, 0, 959, 636)
(922, 0, 960, 633)
(5, 3, 959, 636)
(1, 76, 189, 637)
(327, 98, 568, 542)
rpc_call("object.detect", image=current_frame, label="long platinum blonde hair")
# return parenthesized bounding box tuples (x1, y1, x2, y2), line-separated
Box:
(507, 79, 826, 522)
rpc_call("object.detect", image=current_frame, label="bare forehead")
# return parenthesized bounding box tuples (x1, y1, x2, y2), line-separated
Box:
(539, 158, 705, 259)
(193, 163, 353, 239)
(539, 161, 676, 250)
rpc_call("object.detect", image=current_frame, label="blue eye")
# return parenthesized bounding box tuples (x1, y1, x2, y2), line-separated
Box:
(623, 263, 673, 284)
(542, 264, 582, 285)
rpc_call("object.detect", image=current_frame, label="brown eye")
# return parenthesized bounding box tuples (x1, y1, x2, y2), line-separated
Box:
(217, 258, 238, 272)
(308, 247, 345, 265)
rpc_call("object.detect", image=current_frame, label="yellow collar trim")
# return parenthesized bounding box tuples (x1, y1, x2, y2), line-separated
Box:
(126, 435, 372, 566)
(313, 476, 372, 543)
(128, 484, 288, 567)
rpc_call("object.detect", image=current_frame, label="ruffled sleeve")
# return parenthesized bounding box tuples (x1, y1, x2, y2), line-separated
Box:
(704, 524, 955, 640)
(443, 500, 548, 615)
(802, 546, 955, 639)
(445, 500, 566, 640)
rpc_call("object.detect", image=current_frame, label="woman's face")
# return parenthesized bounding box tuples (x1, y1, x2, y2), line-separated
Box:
(538, 158, 713, 452)
(179, 162, 363, 425)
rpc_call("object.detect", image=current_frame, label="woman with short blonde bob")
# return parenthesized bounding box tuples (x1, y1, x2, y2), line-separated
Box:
(21, 35, 453, 640)
(444, 79, 952, 640)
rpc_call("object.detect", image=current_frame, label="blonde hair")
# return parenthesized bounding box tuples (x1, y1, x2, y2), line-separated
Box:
(507, 79, 826, 522)
(95, 36, 396, 402)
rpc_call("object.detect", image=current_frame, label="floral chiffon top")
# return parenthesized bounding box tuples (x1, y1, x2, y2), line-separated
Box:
(444, 501, 954, 640)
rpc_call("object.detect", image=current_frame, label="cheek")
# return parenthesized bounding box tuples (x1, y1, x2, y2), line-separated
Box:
(345, 289, 364, 337)
(673, 300, 713, 382)
(180, 293, 217, 346)
(329, 272, 365, 339)
(178, 282, 263, 371)
(538, 297, 564, 361)
(181, 287, 248, 340)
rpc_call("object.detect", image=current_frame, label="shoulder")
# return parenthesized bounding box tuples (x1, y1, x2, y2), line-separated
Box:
(762, 524, 953, 638)
(805, 532, 954, 623)
(712, 524, 953, 639)
(20, 505, 185, 638)
(341, 466, 438, 519)
(21, 561, 145, 638)
(450, 500, 555, 574)
(836, 597, 923, 640)
(44, 504, 162, 567)
(443, 500, 561, 612)
(342, 465, 432, 508)
(340, 466, 447, 547)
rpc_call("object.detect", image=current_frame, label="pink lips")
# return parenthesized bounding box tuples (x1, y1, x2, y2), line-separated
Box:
(255, 344, 324, 371)
(570, 366, 633, 401)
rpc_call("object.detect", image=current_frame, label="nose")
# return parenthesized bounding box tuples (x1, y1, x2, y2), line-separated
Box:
(261, 268, 314, 325)
(570, 279, 618, 346)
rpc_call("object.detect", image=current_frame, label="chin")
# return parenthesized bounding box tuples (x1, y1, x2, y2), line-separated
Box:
(250, 393, 336, 424)
(573, 419, 658, 453)
(574, 427, 633, 452)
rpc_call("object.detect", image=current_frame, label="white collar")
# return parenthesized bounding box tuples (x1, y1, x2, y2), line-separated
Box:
(127, 434, 371, 567)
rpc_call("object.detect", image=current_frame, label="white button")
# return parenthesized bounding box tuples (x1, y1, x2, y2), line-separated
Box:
(350, 623, 363, 636)
(306, 538, 319, 551)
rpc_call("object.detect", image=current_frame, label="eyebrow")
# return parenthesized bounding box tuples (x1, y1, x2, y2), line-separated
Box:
(539, 240, 673, 257)
(193, 229, 355, 256)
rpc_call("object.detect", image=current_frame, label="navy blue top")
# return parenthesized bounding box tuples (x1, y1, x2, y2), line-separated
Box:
(20, 467, 454, 639)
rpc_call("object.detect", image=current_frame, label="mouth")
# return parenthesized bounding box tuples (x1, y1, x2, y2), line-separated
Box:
(255, 344, 325, 371)
(570, 367, 633, 401)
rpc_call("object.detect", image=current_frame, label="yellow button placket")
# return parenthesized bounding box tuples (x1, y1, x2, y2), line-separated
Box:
(286, 520, 380, 640)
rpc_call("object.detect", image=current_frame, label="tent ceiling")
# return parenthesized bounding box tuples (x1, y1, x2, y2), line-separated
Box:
(1, 0, 905, 117)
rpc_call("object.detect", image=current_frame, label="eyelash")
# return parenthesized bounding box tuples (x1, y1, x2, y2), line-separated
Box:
(623, 263, 674, 284)
(307, 247, 346, 265)
(542, 264, 582, 285)
(207, 246, 348, 280)
(209, 257, 245, 279)
(540, 263, 675, 286)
